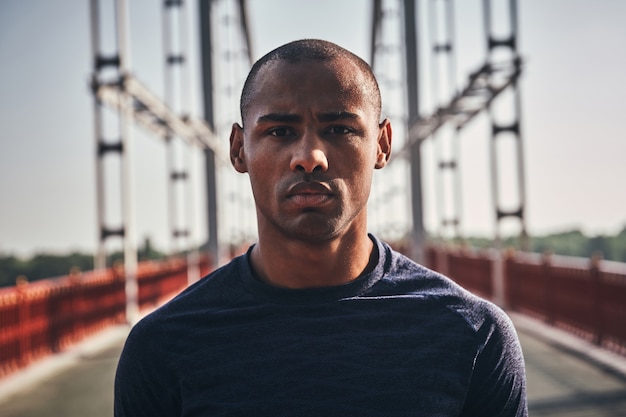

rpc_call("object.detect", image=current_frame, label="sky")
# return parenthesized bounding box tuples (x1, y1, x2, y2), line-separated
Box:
(0, 0, 625, 257)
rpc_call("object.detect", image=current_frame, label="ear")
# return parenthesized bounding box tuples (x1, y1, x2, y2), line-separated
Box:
(230, 123, 248, 173)
(375, 119, 392, 169)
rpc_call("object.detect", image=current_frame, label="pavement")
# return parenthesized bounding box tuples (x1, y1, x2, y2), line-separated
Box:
(512, 313, 626, 417)
(0, 325, 129, 417)
(1, 313, 626, 417)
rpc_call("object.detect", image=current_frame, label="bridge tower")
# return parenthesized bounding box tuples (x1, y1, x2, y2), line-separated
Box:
(88, 0, 240, 322)
(89, 0, 139, 322)
(371, 0, 528, 259)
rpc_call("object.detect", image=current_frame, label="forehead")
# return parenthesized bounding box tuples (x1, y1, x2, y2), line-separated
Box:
(245, 59, 376, 121)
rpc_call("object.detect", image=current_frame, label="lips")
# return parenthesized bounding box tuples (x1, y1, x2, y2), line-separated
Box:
(286, 182, 333, 208)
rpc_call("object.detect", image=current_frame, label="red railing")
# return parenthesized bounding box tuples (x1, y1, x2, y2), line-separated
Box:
(4, 246, 625, 378)
(0, 256, 210, 379)
(425, 246, 626, 355)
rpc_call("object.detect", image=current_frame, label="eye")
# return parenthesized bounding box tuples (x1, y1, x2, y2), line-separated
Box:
(268, 127, 294, 137)
(327, 126, 353, 135)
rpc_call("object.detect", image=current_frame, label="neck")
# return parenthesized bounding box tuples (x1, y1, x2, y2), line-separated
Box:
(250, 230, 375, 289)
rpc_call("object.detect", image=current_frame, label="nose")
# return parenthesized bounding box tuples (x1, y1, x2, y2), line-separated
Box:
(289, 131, 329, 173)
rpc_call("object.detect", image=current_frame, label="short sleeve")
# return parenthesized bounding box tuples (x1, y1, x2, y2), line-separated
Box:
(114, 320, 180, 417)
(461, 306, 528, 417)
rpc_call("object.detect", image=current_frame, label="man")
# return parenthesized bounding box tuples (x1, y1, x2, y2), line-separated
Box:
(115, 39, 528, 416)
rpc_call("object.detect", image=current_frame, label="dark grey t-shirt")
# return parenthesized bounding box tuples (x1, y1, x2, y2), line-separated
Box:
(115, 236, 527, 416)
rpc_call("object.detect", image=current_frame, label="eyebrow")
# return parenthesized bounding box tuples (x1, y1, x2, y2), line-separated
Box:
(256, 113, 302, 124)
(256, 111, 360, 124)
(316, 111, 361, 122)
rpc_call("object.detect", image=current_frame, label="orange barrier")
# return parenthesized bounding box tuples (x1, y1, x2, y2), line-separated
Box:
(8, 247, 623, 375)
(425, 246, 626, 356)
(0, 256, 211, 379)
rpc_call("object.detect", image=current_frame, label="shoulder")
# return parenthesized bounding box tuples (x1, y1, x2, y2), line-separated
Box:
(379, 241, 527, 415)
(127, 254, 247, 340)
(375, 239, 518, 343)
(368, 239, 527, 414)
(116, 254, 247, 388)
(380, 242, 527, 415)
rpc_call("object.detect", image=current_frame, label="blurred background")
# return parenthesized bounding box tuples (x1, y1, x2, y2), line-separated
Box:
(1, 1, 626, 416)
(1, 0, 624, 265)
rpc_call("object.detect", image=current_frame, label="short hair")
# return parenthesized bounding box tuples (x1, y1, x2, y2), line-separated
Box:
(240, 39, 382, 124)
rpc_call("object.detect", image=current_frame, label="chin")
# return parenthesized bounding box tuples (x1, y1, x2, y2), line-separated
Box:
(278, 217, 343, 242)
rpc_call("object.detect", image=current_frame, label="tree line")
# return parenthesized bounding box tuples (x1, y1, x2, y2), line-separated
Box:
(0, 238, 166, 288)
(2, 227, 626, 288)
(459, 226, 626, 263)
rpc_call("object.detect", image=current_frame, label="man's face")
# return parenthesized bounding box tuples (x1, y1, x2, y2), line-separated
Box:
(230, 58, 391, 243)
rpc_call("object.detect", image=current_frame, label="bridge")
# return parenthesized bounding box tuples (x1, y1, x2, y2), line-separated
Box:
(1, 0, 626, 415)
(1, 261, 626, 415)
(84, 0, 532, 322)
